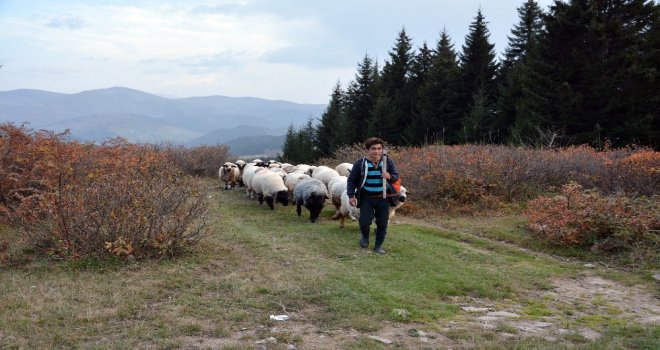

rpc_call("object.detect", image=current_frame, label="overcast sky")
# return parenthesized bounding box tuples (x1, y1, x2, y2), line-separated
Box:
(0, 0, 555, 104)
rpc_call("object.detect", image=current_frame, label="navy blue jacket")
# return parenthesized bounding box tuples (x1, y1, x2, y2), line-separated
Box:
(346, 156, 399, 199)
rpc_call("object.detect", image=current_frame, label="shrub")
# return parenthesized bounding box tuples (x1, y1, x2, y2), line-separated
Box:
(323, 143, 659, 214)
(162, 144, 231, 177)
(1, 124, 209, 260)
(525, 182, 659, 251)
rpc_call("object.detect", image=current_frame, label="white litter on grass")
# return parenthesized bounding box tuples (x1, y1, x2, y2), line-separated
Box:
(270, 314, 289, 321)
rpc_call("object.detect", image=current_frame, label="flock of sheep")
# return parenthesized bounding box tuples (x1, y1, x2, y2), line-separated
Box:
(219, 159, 407, 228)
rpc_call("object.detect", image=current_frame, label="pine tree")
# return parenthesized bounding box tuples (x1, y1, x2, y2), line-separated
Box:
(342, 55, 378, 146)
(379, 28, 415, 144)
(458, 9, 499, 143)
(280, 119, 318, 164)
(404, 41, 434, 144)
(521, 0, 658, 147)
(501, 0, 544, 72)
(410, 29, 462, 145)
(497, 0, 545, 144)
(316, 81, 344, 157)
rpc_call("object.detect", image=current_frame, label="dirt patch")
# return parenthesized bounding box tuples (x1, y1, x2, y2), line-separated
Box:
(545, 274, 660, 325)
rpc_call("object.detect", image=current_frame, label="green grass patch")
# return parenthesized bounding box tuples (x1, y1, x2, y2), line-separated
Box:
(0, 184, 657, 349)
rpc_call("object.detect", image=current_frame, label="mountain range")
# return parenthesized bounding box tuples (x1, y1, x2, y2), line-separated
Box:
(0, 87, 327, 156)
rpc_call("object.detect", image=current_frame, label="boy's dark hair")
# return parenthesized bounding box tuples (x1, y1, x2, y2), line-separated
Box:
(364, 137, 385, 149)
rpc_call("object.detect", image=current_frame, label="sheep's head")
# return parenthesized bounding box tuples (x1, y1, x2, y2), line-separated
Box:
(275, 190, 289, 206)
(305, 193, 326, 223)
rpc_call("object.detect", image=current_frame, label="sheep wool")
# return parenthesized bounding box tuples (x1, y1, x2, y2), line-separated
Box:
(251, 171, 289, 210)
(219, 162, 241, 190)
(327, 175, 347, 219)
(293, 178, 328, 223)
(334, 163, 353, 177)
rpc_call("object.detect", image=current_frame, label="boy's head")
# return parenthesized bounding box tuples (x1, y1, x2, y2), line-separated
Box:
(364, 137, 384, 150)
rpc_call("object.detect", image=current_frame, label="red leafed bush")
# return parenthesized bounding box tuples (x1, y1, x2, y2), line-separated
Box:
(525, 182, 659, 249)
(325, 143, 659, 214)
(1, 123, 208, 260)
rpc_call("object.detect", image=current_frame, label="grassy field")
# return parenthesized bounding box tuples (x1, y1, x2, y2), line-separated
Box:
(1, 182, 658, 349)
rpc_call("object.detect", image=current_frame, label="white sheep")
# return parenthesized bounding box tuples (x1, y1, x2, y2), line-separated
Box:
(334, 163, 353, 177)
(284, 172, 311, 200)
(295, 164, 314, 176)
(337, 185, 409, 228)
(327, 175, 347, 219)
(219, 162, 241, 190)
(234, 159, 247, 187)
(242, 164, 268, 198)
(311, 166, 340, 189)
(293, 178, 328, 223)
(338, 190, 361, 228)
(280, 163, 297, 173)
(251, 170, 290, 210)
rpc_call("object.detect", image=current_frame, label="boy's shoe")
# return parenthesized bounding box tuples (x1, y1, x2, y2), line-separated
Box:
(373, 246, 386, 255)
(359, 238, 369, 249)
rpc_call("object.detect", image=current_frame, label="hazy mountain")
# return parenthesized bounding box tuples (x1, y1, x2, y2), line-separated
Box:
(0, 87, 326, 144)
(223, 134, 286, 157)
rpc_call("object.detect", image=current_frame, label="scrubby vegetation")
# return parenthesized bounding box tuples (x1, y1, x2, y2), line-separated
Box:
(1, 123, 209, 262)
(325, 143, 659, 268)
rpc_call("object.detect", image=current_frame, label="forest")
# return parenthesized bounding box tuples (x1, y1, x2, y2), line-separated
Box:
(282, 0, 659, 163)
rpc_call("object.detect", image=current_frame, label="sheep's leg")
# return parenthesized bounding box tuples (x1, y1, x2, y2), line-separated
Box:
(296, 203, 302, 216)
(266, 197, 275, 210)
(257, 194, 264, 205)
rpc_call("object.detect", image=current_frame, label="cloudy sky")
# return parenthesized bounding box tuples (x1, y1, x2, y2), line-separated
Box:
(0, 0, 555, 104)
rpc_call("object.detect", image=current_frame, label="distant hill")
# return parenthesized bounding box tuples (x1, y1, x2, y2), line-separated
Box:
(185, 125, 286, 156)
(0, 87, 326, 145)
(224, 134, 286, 157)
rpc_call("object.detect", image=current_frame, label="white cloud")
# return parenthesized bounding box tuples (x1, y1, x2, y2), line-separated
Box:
(0, 0, 558, 103)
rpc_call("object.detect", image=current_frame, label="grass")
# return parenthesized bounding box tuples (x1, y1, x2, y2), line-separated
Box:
(0, 182, 658, 349)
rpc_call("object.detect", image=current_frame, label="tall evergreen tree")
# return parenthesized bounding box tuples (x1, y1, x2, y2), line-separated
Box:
(316, 81, 344, 157)
(342, 55, 378, 145)
(409, 29, 462, 145)
(403, 41, 434, 144)
(497, 0, 545, 144)
(458, 9, 500, 143)
(378, 28, 415, 144)
(501, 0, 545, 72)
(521, 0, 658, 147)
(281, 119, 318, 164)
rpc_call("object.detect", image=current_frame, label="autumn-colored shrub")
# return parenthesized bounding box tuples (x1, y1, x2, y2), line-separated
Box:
(525, 182, 659, 250)
(1, 123, 209, 260)
(324, 143, 659, 214)
(613, 150, 660, 195)
(162, 144, 231, 177)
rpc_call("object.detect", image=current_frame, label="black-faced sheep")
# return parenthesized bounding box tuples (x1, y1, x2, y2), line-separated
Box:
(242, 164, 268, 198)
(284, 172, 311, 201)
(251, 171, 290, 209)
(219, 162, 241, 190)
(293, 178, 328, 223)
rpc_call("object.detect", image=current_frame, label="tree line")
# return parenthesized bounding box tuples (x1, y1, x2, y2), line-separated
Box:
(282, 0, 659, 163)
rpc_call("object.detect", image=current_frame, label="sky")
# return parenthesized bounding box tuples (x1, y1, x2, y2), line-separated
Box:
(0, 0, 555, 104)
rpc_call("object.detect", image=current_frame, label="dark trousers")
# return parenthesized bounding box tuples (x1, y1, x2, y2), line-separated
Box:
(359, 193, 390, 247)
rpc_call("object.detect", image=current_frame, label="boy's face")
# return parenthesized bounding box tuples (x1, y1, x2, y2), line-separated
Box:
(367, 144, 383, 160)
